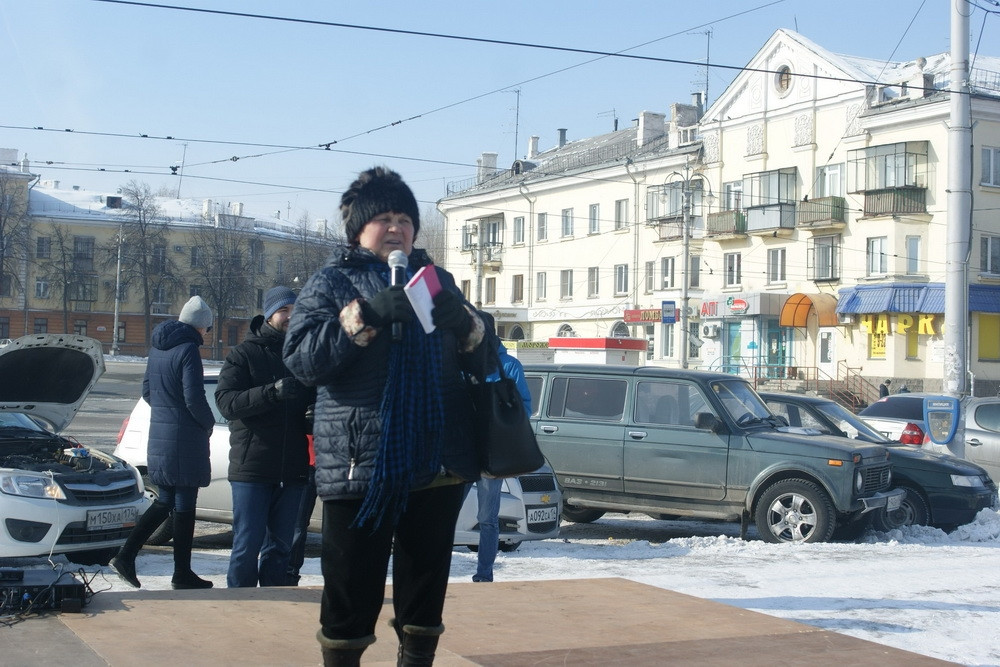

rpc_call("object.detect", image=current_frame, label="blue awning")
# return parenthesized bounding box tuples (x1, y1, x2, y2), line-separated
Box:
(837, 283, 1000, 314)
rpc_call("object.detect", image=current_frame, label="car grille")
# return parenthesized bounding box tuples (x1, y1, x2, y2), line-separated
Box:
(60, 479, 142, 506)
(57, 522, 133, 545)
(518, 474, 557, 493)
(860, 463, 892, 494)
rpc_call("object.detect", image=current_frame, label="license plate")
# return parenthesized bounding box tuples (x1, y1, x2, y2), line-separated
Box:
(87, 507, 138, 531)
(527, 506, 559, 524)
(886, 494, 902, 511)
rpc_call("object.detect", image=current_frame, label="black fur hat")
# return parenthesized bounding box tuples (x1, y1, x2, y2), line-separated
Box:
(340, 166, 420, 244)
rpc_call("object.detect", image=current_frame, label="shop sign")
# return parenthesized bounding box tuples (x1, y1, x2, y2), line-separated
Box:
(858, 313, 937, 335)
(728, 297, 749, 314)
(624, 308, 663, 323)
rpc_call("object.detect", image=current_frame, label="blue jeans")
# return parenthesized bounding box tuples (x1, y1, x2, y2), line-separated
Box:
(157, 485, 198, 512)
(474, 477, 502, 582)
(286, 467, 317, 584)
(228, 481, 305, 587)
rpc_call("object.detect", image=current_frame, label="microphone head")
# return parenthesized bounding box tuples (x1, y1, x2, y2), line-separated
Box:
(387, 250, 408, 270)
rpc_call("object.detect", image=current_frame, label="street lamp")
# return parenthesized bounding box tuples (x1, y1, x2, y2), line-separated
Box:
(664, 162, 712, 369)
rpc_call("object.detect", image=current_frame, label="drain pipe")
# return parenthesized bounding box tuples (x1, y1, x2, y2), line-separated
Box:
(518, 181, 536, 335)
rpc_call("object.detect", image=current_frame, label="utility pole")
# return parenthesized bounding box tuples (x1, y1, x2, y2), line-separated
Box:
(111, 223, 123, 356)
(667, 160, 710, 369)
(944, 3, 971, 396)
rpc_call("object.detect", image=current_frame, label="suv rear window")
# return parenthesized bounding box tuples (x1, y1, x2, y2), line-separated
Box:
(547, 376, 627, 421)
(859, 396, 924, 420)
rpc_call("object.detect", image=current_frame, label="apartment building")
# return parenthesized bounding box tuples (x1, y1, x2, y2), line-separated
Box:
(438, 29, 1000, 395)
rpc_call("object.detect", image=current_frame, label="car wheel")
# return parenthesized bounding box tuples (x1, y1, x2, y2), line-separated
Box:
(142, 476, 174, 545)
(754, 479, 836, 543)
(560, 506, 605, 524)
(869, 486, 930, 531)
(70, 547, 118, 567)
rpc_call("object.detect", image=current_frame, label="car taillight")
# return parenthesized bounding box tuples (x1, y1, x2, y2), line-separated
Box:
(116, 416, 130, 445)
(899, 422, 924, 445)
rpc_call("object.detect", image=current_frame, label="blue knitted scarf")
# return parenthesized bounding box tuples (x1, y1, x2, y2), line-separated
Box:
(352, 266, 446, 530)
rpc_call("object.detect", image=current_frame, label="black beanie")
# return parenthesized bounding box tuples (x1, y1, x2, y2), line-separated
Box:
(341, 167, 420, 244)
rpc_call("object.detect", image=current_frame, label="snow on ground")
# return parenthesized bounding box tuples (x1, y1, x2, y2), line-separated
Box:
(11, 508, 999, 666)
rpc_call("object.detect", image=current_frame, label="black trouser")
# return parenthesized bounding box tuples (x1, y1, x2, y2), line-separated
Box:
(319, 483, 465, 640)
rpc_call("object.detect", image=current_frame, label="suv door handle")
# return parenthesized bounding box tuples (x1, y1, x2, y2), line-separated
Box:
(968, 438, 983, 446)
(541, 425, 558, 433)
(628, 430, 647, 439)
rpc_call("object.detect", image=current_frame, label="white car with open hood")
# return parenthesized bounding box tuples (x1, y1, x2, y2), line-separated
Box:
(0, 334, 148, 565)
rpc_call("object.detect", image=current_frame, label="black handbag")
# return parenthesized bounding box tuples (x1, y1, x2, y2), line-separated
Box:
(468, 350, 545, 478)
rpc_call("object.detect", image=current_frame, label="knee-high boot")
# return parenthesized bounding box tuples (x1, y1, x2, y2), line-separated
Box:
(109, 500, 172, 588)
(170, 510, 213, 589)
(391, 619, 444, 667)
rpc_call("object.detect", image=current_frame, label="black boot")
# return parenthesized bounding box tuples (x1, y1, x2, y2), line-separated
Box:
(109, 501, 172, 588)
(170, 510, 213, 589)
(316, 629, 375, 667)
(391, 619, 444, 667)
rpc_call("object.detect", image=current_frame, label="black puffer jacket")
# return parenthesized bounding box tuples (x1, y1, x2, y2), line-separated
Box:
(215, 317, 313, 485)
(282, 245, 489, 502)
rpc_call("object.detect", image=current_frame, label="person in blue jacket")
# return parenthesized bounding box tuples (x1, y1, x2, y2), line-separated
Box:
(111, 295, 216, 590)
(470, 311, 532, 583)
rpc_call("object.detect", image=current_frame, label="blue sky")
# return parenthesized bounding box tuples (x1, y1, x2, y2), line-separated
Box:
(1, 0, 993, 228)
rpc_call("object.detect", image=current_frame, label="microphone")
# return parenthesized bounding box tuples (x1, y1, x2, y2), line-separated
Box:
(387, 250, 408, 342)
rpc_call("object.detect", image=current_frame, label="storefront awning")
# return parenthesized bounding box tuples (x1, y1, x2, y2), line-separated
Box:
(779, 292, 838, 327)
(837, 283, 1000, 314)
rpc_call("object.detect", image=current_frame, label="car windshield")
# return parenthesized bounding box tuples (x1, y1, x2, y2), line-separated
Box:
(0, 412, 49, 437)
(711, 380, 772, 425)
(813, 401, 891, 443)
(859, 396, 926, 420)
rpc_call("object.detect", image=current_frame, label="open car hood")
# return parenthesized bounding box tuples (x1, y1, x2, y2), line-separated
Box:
(0, 334, 105, 432)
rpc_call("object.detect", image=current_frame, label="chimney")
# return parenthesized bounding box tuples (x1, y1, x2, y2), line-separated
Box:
(203, 199, 214, 218)
(692, 92, 704, 118)
(477, 152, 498, 184)
(636, 111, 666, 147)
(20, 155, 30, 173)
(557, 128, 568, 148)
(229, 201, 244, 216)
(527, 135, 539, 159)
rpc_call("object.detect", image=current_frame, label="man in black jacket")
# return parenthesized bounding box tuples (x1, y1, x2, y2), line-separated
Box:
(216, 286, 314, 587)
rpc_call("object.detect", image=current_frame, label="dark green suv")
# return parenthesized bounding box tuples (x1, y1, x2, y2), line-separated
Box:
(523, 364, 904, 543)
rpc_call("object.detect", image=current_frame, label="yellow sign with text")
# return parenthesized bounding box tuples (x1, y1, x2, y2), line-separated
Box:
(858, 313, 937, 335)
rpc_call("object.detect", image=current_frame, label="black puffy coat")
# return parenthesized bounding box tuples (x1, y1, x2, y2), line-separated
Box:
(144, 320, 214, 488)
(282, 245, 488, 502)
(215, 318, 314, 485)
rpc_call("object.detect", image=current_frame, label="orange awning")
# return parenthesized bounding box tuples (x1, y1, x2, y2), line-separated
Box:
(779, 293, 839, 328)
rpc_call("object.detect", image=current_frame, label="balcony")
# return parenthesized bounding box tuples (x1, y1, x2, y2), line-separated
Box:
(796, 196, 847, 230)
(861, 186, 926, 217)
(655, 217, 684, 241)
(746, 202, 796, 237)
(705, 210, 746, 238)
(481, 242, 503, 271)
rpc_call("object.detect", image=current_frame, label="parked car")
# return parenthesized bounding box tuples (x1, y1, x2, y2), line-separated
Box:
(114, 370, 561, 551)
(0, 334, 149, 565)
(860, 393, 1000, 484)
(522, 364, 903, 544)
(762, 392, 997, 531)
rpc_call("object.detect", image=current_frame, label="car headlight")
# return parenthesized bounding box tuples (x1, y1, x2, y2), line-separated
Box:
(854, 470, 864, 493)
(951, 474, 987, 488)
(0, 473, 66, 499)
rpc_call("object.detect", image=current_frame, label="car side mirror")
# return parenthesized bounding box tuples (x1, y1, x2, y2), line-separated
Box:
(694, 412, 724, 433)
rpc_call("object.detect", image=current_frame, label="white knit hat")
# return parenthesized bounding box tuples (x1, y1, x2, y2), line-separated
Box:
(179, 295, 214, 330)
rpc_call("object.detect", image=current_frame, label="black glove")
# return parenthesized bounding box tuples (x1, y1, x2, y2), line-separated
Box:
(304, 403, 315, 435)
(432, 290, 472, 338)
(363, 286, 413, 328)
(271, 377, 302, 401)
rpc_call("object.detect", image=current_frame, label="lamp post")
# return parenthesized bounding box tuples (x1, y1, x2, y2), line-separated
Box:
(110, 223, 123, 356)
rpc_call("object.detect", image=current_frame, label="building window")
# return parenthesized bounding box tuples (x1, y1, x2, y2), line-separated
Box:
(689, 255, 701, 288)
(614, 199, 629, 230)
(0, 317, 8, 338)
(33, 318, 47, 334)
(512, 274, 523, 303)
(561, 208, 574, 238)
(663, 323, 675, 359)
(150, 245, 167, 275)
(816, 164, 844, 197)
(767, 248, 786, 284)
(810, 235, 841, 281)
(485, 277, 496, 304)
(724, 252, 742, 286)
(191, 245, 203, 268)
(982, 235, 1000, 275)
(461, 224, 474, 251)
(227, 325, 238, 347)
(537, 212, 547, 241)
(0, 274, 12, 297)
(589, 204, 600, 234)
(722, 181, 743, 211)
(980, 313, 1000, 361)
(483, 218, 502, 246)
(614, 264, 629, 295)
(73, 319, 87, 336)
(460, 280, 471, 300)
(153, 284, 167, 305)
(775, 65, 792, 93)
(560, 269, 573, 299)
(190, 284, 202, 297)
(867, 237, 888, 276)
(644, 261, 655, 293)
(688, 322, 701, 359)
(661, 257, 676, 289)
(36, 236, 51, 259)
(981, 147, 1000, 187)
(276, 255, 285, 277)
(536, 272, 547, 300)
(744, 168, 797, 207)
(513, 216, 525, 244)
(68, 276, 98, 302)
(73, 236, 95, 272)
(587, 267, 599, 297)
(35, 278, 50, 299)
(906, 236, 921, 275)
(847, 142, 928, 192)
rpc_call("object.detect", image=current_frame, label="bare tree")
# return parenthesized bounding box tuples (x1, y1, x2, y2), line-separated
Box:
(33, 223, 78, 333)
(105, 180, 181, 345)
(0, 169, 33, 306)
(285, 212, 335, 287)
(418, 205, 446, 263)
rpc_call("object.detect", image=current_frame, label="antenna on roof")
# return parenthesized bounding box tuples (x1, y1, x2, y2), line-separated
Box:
(598, 109, 619, 131)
